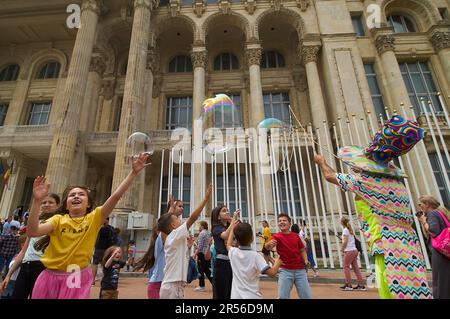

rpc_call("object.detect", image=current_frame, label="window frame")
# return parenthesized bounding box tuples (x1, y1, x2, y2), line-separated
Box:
(213, 53, 239, 71)
(351, 14, 366, 37)
(212, 93, 243, 129)
(165, 96, 193, 130)
(261, 51, 286, 69)
(263, 92, 292, 126)
(429, 153, 450, 207)
(168, 55, 193, 73)
(387, 14, 417, 33)
(27, 101, 52, 125)
(0, 103, 8, 126)
(364, 63, 387, 119)
(112, 96, 123, 131)
(0, 64, 20, 82)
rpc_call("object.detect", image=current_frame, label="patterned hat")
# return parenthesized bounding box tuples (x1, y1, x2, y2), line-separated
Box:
(338, 115, 425, 178)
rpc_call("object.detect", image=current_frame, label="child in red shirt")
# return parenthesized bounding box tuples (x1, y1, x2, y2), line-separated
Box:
(265, 213, 312, 299)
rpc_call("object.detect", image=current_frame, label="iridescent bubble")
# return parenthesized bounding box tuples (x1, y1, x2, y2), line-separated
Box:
(257, 118, 285, 129)
(126, 132, 154, 160)
(201, 94, 240, 127)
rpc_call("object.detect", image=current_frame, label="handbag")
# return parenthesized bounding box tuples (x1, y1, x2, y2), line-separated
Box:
(187, 256, 200, 283)
(431, 211, 450, 259)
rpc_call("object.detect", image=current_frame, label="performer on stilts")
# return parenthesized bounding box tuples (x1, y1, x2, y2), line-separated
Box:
(315, 115, 432, 299)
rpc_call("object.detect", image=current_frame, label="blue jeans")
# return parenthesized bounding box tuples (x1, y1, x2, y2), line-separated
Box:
(0, 255, 13, 276)
(278, 269, 312, 299)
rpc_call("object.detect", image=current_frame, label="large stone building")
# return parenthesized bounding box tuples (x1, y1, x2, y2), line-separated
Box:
(0, 0, 449, 267)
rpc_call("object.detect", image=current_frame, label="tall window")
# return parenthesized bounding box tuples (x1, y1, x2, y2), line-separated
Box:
(169, 55, 193, 73)
(216, 174, 248, 220)
(27, 102, 51, 125)
(364, 64, 387, 119)
(439, 8, 449, 20)
(351, 14, 365, 36)
(213, 53, 239, 71)
(387, 15, 416, 33)
(0, 64, 20, 81)
(400, 61, 442, 115)
(160, 175, 191, 218)
(263, 92, 291, 126)
(261, 51, 285, 68)
(113, 97, 123, 131)
(37, 62, 60, 79)
(429, 153, 450, 207)
(166, 96, 193, 130)
(0, 103, 8, 126)
(213, 94, 242, 128)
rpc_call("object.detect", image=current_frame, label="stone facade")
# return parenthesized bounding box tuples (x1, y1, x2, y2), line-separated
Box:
(0, 0, 449, 264)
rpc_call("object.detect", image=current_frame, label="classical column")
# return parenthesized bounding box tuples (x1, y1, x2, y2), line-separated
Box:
(430, 31, 450, 87)
(190, 47, 207, 209)
(69, 52, 106, 185)
(245, 44, 274, 217)
(111, 0, 152, 224)
(45, 0, 104, 194)
(0, 154, 27, 219)
(375, 34, 410, 112)
(245, 45, 265, 127)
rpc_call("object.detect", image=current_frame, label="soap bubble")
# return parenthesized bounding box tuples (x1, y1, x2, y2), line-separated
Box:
(126, 132, 154, 160)
(257, 118, 285, 129)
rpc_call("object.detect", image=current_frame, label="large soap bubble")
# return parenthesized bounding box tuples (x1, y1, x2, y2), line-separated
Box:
(126, 132, 154, 160)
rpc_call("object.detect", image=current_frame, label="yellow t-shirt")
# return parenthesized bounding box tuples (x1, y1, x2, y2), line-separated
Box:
(40, 207, 104, 271)
(261, 227, 272, 245)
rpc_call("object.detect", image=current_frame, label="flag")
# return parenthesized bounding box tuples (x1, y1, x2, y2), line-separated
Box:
(3, 160, 13, 188)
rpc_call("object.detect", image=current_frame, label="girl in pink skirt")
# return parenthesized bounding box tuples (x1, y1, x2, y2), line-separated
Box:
(27, 153, 149, 299)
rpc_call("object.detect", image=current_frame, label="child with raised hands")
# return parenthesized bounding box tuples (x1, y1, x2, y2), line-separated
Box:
(158, 184, 212, 299)
(226, 211, 283, 299)
(27, 153, 149, 299)
(100, 246, 125, 299)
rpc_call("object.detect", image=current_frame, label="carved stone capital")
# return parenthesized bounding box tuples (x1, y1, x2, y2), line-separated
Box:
(301, 45, 320, 64)
(375, 35, 396, 55)
(134, 0, 152, 10)
(430, 31, 450, 52)
(296, 0, 310, 11)
(245, 0, 256, 15)
(218, 0, 232, 14)
(246, 48, 262, 66)
(146, 47, 159, 72)
(168, 0, 180, 17)
(191, 50, 207, 68)
(271, 0, 283, 11)
(193, 0, 205, 18)
(100, 78, 116, 100)
(81, 0, 107, 15)
(90, 54, 106, 75)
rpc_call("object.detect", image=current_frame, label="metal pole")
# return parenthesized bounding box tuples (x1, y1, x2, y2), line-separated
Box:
(427, 100, 450, 168)
(158, 149, 165, 218)
(292, 128, 306, 223)
(284, 130, 298, 224)
(437, 92, 450, 129)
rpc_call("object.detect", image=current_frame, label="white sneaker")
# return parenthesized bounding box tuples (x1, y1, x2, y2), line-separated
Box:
(313, 271, 319, 278)
(194, 287, 206, 292)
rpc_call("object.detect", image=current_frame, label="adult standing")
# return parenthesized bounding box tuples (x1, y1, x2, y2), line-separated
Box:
(194, 221, 212, 292)
(418, 195, 450, 299)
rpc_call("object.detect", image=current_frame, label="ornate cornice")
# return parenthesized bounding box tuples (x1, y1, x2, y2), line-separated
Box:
(301, 45, 320, 64)
(296, 0, 310, 11)
(245, 48, 262, 66)
(430, 31, 450, 52)
(193, 0, 205, 18)
(244, 0, 256, 15)
(191, 50, 207, 68)
(375, 34, 395, 55)
(218, 0, 232, 14)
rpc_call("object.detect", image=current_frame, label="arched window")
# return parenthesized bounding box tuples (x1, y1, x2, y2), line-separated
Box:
(36, 61, 60, 79)
(0, 64, 20, 81)
(261, 51, 285, 68)
(387, 15, 417, 33)
(169, 55, 193, 73)
(213, 53, 239, 71)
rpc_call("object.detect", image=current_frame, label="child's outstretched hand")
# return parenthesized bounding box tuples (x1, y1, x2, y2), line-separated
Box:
(232, 209, 240, 221)
(33, 176, 49, 201)
(204, 184, 213, 200)
(132, 153, 150, 174)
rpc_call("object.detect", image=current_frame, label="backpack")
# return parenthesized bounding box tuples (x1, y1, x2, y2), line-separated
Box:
(187, 257, 199, 283)
(431, 211, 450, 260)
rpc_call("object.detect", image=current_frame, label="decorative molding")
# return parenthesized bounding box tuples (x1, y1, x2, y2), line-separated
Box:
(375, 34, 395, 55)
(218, 0, 232, 14)
(90, 53, 106, 75)
(270, 0, 283, 11)
(245, 48, 262, 66)
(296, 0, 310, 11)
(100, 78, 116, 100)
(244, 0, 256, 15)
(430, 31, 450, 52)
(191, 50, 207, 68)
(168, 0, 180, 17)
(134, 0, 152, 10)
(193, 0, 205, 18)
(301, 45, 320, 64)
(146, 47, 159, 72)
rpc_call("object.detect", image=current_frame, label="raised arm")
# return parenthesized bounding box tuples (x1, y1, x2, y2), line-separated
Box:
(27, 176, 54, 237)
(186, 184, 213, 230)
(314, 154, 339, 185)
(225, 211, 240, 251)
(102, 153, 149, 220)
